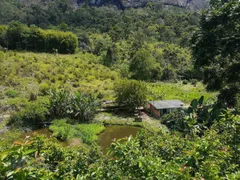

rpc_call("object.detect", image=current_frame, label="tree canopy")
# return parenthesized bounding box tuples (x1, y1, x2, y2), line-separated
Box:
(192, 0, 240, 108)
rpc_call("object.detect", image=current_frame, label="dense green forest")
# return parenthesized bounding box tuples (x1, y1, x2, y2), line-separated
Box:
(0, 0, 239, 179)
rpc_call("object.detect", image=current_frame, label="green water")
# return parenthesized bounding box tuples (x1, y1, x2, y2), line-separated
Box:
(98, 125, 140, 153)
(23, 128, 52, 138)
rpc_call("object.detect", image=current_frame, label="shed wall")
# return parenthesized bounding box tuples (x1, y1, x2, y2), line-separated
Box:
(150, 104, 161, 118)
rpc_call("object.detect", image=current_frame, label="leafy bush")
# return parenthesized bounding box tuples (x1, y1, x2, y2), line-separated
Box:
(114, 79, 148, 111)
(48, 90, 99, 122)
(182, 79, 188, 84)
(70, 92, 99, 122)
(39, 82, 50, 95)
(9, 100, 49, 126)
(190, 79, 198, 86)
(1, 108, 239, 179)
(48, 89, 71, 119)
(5, 89, 18, 98)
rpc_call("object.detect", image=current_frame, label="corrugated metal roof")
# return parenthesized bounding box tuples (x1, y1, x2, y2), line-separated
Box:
(149, 100, 184, 109)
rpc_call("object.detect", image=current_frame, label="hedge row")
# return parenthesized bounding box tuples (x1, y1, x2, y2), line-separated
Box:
(0, 21, 78, 54)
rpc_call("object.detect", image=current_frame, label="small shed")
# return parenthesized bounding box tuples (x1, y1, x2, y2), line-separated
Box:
(149, 100, 184, 118)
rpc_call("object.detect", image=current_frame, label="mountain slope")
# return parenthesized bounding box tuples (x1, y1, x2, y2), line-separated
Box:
(77, 0, 208, 10)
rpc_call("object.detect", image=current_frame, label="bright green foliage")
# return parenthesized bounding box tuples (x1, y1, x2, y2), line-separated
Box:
(49, 119, 105, 144)
(0, 4, 198, 81)
(71, 92, 99, 122)
(49, 89, 71, 118)
(0, 52, 118, 105)
(1, 21, 78, 53)
(49, 90, 99, 122)
(114, 80, 148, 111)
(0, 135, 96, 179)
(98, 112, 239, 179)
(5, 89, 18, 98)
(147, 82, 217, 103)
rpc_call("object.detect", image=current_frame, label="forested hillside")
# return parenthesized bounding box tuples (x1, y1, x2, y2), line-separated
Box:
(0, 2, 200, 81)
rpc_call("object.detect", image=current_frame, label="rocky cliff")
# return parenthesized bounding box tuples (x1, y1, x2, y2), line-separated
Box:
(76, 0, 208, 10)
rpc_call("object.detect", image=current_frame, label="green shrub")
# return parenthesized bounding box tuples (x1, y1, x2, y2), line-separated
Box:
(70, 92, 100, 123)
(190, 79, 198, 86)
(182, 79, 188, 85)
(39, 82, 50, 95)
(48, 89, 71, 119)
(9, 101, 49, 126)
(48, 90, 99, 122)
(6, 89, 18, 98)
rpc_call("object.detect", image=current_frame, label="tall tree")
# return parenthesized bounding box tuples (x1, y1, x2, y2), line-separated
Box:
(192, 0, 240, 108)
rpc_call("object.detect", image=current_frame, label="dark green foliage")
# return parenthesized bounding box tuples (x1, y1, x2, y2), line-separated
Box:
(192, 0, 240, 108)
(161, 110, 186, 131)
(217, 85, 240, 109)
(114, 80, 148, 111)
(1, 21, 78, 53)
(182, 79, 188, 84)
(0, 25, 7, 48)
(130, 47, 162, 81)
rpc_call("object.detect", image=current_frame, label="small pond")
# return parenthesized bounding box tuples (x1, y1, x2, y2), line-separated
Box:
(98, 125, 140, 153)
(21, 125, 140, 153)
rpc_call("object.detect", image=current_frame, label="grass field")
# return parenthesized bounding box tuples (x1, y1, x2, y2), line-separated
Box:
(147, 82, 217, 103)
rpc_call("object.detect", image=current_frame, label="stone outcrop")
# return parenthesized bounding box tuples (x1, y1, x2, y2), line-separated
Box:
(77, 0, 209, 10)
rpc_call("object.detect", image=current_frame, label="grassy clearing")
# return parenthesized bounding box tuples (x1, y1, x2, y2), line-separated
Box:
(49, 119, 105, 144)
(147, 82, 217, 103)
(94, 112, 167, 133)
(94, 113, 141, 126)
